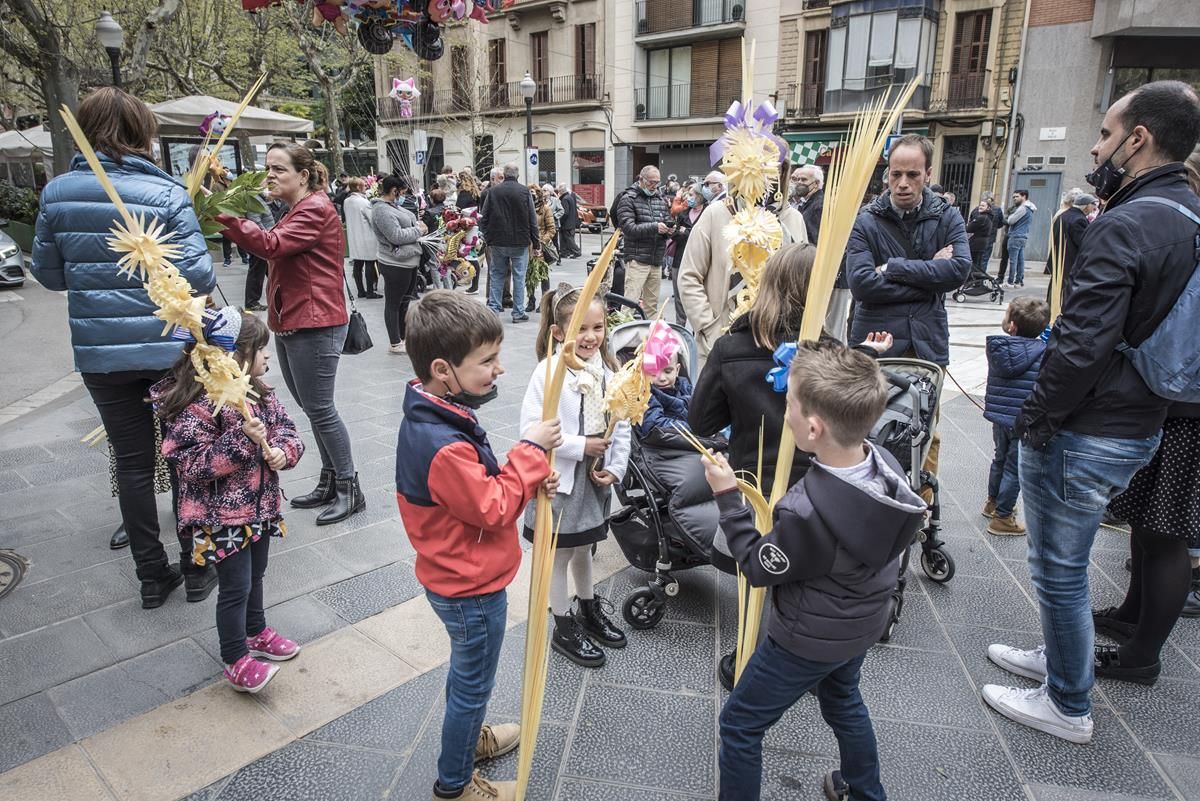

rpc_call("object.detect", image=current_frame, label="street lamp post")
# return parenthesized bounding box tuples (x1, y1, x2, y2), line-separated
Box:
(95, 11, 124, 89)
(519, 71, 536, 183)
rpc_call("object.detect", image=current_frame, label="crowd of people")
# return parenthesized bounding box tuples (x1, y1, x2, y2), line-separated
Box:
(25, 78, 1200, 801)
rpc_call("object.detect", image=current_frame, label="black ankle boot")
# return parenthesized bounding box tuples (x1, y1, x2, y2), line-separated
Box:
(140, 565, 183, 609)
(552, 613, 606, 667)
(718, 650, 736, 692)
(577, 597, 626, 648)
(109, 524, 129, 550)
(184, 564, 218, 602)
(316, 473, 365, 526)
(291, 468, 336, 509)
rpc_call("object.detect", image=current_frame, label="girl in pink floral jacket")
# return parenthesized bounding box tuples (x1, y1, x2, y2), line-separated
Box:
(153, 309, 304, 694)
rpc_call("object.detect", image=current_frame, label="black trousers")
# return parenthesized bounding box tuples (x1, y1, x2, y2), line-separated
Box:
(996, 233, 1010, 283)
(221, 235, 247, 265)
(216, 533, 270, 665)
(82, 370, 187, 581)
(352, 259, 378, 296)
(380, 261, 420, 344)
(559, 227, 579, 258)
(244, 255, 268, 306)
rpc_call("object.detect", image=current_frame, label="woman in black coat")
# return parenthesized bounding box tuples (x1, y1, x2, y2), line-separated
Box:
(967, 201, 994, 274)
(668, 185, 707, 324)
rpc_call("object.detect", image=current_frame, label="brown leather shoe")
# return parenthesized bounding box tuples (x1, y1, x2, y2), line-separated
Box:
(431, 771, 516, 801)
(987, 514, 1026, 536)
(475, 722, 520, 762)
(982, 498, 996, 518)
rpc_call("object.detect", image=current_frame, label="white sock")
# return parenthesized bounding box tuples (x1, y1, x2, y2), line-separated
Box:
(549, 548, 574, 615)
(569, 546, 594, 601)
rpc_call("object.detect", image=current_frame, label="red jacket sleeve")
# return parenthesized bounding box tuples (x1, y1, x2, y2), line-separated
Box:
(428, 441, 550, 530)
(218, 203, 325, 260)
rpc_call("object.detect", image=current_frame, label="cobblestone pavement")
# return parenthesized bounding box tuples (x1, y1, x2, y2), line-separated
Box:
(2, 242, 1198, 801)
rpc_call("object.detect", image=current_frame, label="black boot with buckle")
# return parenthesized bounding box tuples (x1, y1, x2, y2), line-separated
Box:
(552, 612, 606, 668)
(316, 473, 365, 526)
(577, 596, 626, 648)
(291, 467, 336, 509)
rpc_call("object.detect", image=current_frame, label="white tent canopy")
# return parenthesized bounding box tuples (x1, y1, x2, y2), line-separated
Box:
(0, 126, 53, 160)
(149, 96, 313, 136)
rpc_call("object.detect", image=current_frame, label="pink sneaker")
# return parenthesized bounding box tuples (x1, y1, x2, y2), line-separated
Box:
(246, 627, 301, 662)
(224, 654, 278, 694)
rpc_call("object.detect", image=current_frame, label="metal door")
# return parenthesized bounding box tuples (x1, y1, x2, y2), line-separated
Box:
(939, 135, 977, 219)
(1013, 171, 1061, 262)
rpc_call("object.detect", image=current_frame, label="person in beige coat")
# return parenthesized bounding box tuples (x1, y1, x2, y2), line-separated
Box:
(677, 189, 808, 369)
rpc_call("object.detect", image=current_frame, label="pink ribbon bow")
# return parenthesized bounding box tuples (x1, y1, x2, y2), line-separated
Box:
(642, 321, 680, 377)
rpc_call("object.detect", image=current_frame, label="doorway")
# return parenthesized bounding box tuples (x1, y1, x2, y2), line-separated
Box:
(1013, 171, 1061, 262)
(939, 135, 977, 219)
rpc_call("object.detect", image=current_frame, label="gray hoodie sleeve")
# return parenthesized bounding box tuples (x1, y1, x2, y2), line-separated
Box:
(372, 202, 422, 247)
(1006, 204, 1030, 226)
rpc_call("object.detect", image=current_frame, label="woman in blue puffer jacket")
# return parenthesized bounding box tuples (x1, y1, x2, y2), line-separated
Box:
(31, 87, 217, 610)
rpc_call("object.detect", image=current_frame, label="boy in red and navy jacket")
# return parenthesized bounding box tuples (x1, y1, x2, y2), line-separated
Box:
(395, 290, 561, 801)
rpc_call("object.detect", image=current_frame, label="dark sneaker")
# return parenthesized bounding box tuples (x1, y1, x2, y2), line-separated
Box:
(511, 313, 529, 324)
(1092, 606, 1136, 643)
(1094, 644, 1160, 686)
(140, 565, 183, 609)
(184, 564, 218, 602)
(718, 651, 736, 692)
(822, 770, 850, 801)
(1182, 588, 1200, 618)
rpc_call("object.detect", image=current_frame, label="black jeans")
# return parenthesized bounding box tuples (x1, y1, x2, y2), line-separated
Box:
(996, 233, 1010, 283)
(275, 325, 355, 479)
(559, 227, 579, 258)
(82, 370, 186, 581)
(244, 255, 268, 307)
(352, 259, 378, 296)
(221, 235, 247, 265)
(215, 533, 270, 665)
(380, 261, 420, 344)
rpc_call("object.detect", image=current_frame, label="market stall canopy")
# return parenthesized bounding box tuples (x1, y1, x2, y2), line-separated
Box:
(0, 126, 54, 160)
(149, 96, 313, 136)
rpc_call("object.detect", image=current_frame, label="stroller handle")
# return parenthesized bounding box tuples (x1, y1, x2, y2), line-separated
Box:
(884, 371, 912, 393)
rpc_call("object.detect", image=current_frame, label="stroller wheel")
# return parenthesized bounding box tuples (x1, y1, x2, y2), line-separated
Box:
(622, 588, 666, 630)
(920, 547, 956, 584)
(991, 291, 1002, 303)
(952, 291, 967, 303)
(879, 594, 902, 643)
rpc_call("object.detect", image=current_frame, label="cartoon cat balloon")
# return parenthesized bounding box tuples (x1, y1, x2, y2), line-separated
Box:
(389, 77, 421, 118)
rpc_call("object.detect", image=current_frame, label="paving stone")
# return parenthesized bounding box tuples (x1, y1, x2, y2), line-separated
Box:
(566, 683, 715, 795)
(477, 719, 568, 801)
(1028, 784, 1173, 801)
(0, 618, 115, 706)
(0, 745, 114, 801)
(0, 477, 106, 522)
(305, 517, 413, 570)
(859, 644, 991, 730)
(1102, 676, 1200, 757)
(0, 469, 29, 494)
(305, 665, 445, 753)
(121, 639, 223, 699)
(46, 662, 170, 740)
(608, 564, 719, 627)
(596, 618, 716, 695)
(311, 560, 423, 623)
(877, 589, 954, 653)
(932, 534, 1021, 581)
(761, 752, 839, 801)
(0, 561, 135, 637)
(0, 693, 73, 773)
(375, 693, 446, 800)
(83, 594, 214, 663)
(554, 780, 704, 801)
(180, 777, 230, 801)
(211, 740, 400, 801)
(0, 509, 77, 549)
(0, 444, 54, 470)
(1153, 753, 1200, 801)
(486, 633, 589, 725)
(16, 523, 128, 585)
(258, 544, 355, 609)
(924, 574, 1042, 633)
(17, 453, 107, 486)
(191, 592, 344, 666)
(994, 705, 1174, 799)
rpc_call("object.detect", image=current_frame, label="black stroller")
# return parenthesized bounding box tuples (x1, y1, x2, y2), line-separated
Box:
(951, 268, 1005, 304)
(606, 321, 724, 630)
(871, 358, 956, 641)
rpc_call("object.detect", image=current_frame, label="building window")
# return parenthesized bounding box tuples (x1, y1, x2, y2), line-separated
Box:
(572, 129, 606, 207)
(531, 31, 549, 102)
(576, 23, 596, 77)
(644, 45, 692, 119)
(488, 39, 508, 107)
(799, 29, 827, 116)
(1112, 67, 1200, 99)
(826, 7, 935, 114)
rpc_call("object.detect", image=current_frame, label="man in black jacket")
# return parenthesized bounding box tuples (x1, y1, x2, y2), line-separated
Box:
(480, 162, 539, 322)
(614, 165, 671, 317)
(983, 80, 1200, 745)
(556, 184, 580, 258)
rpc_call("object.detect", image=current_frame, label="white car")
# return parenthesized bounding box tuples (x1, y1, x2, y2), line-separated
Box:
(0, 228, 25, 288)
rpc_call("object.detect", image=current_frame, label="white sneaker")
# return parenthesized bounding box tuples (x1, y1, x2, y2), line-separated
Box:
(987, 644, 1047, 682)
(981, 684, 1093, 743)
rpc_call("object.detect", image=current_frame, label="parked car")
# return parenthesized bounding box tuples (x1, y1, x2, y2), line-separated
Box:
(578, 203, 608, 233)
(0, 226, 25, 288)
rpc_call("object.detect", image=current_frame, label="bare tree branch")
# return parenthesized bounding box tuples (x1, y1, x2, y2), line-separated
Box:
(124, 0, 185, 92)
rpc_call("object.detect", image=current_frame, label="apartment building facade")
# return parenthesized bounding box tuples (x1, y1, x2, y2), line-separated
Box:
(373, 0, 614, 207)
(1012, 0, 1200, 258)
(775, 0, 1025, 217)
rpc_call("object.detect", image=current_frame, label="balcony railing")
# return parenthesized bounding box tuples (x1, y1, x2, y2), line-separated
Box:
(377, 74, 604, 121)
(929, 70, 992, 112)
(781, 82, 824, 118)
(823, 69, 931, 115)
(634, 79, 742, 121)
(634, 0, 745, 36)
(801, 0, 829, 8)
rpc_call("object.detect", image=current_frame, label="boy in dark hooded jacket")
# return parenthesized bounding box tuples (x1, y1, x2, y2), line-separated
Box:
(982, 297, 1050, 536)
(703, 341, 926, 801)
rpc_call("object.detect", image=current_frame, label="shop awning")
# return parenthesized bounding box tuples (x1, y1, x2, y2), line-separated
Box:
(782, 128, 929, 165)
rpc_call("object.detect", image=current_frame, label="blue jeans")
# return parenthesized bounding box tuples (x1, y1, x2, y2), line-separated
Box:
(719, 638, 883, 801)
(988, 423, 1020, 518)
(1019, 430, 1161, 716)
(1007, 237, 1027, 284)
(488, 246, 529, 318)
(215, 533, 270, 665)
(426, 588, 508, 792)
(275, 324, 355, 479)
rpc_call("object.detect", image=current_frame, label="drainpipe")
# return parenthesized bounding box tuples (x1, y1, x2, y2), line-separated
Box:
(1000, 0, 1034, 202)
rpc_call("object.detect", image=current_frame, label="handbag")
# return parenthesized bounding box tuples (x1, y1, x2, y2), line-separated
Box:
(341, 273, 373, 355)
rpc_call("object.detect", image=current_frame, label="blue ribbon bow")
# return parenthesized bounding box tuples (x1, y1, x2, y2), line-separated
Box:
(171, 306, 241, 352)
(765, 342, 797, 393)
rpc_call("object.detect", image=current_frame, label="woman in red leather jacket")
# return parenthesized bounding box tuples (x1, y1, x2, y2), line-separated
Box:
(218, 142, 363, 526)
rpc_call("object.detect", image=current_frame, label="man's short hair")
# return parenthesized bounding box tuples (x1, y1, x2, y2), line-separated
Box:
(1014, 189, 1029, 198)
(503, 162, 521, 179)
(888, 134, 934, 169)
(1006, 297, 1050, 338)
(1120, 80, 1200, 163)
(787, 341, 888, 449)
(406, 290, 504, 382)
(639, 165, 660, 179)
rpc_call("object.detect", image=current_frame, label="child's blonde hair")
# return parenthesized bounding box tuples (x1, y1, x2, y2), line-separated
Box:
(788, 340, 888, 448)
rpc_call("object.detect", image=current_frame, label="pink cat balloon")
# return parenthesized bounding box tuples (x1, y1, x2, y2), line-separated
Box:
(389, 77, 421, 118)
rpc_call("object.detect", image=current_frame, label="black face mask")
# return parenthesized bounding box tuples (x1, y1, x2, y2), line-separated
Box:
(443, 367, 499, 410)
(1085, 131, 1135, 200)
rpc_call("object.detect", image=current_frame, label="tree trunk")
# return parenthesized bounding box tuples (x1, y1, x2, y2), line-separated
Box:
(322, 81, 345, 178)
(42, 63, 80, 177)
